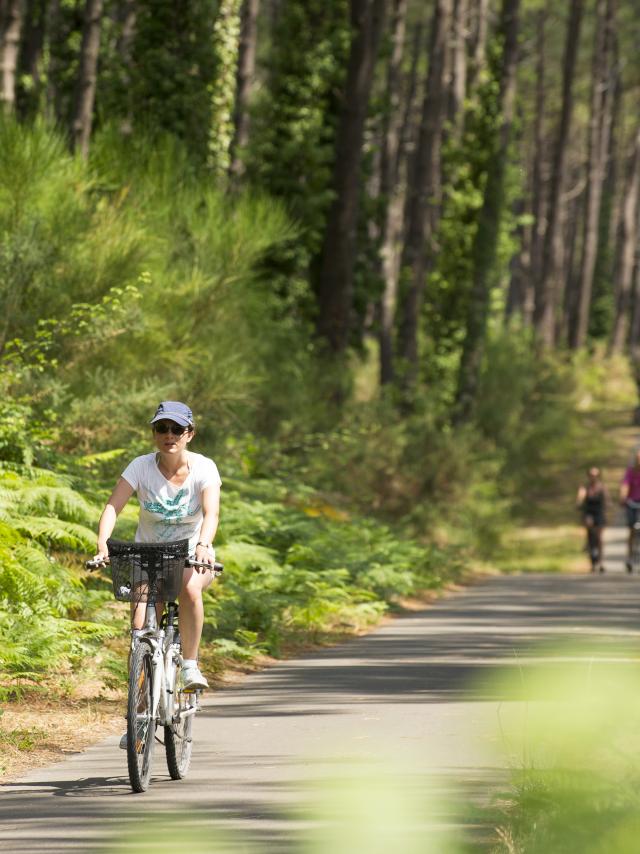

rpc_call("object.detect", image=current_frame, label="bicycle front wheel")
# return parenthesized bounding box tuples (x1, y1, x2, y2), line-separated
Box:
(127, 641, 156, 792)
(164, 658, 195, 780)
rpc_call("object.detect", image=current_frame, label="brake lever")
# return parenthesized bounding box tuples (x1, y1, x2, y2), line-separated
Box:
(85, 557, 109, 571)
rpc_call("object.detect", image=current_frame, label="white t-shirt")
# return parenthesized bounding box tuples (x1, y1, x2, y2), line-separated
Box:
(121, 452, 221, 553)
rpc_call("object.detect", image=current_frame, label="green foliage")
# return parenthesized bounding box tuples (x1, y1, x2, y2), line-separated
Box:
(124, 0, 219, 163)
(0, 118, 144, 351)
(0, 465, 115, 686)
(247, 0, 350, 288)
(489, 648, 640, 854)
(199, 477, 464, 657)
(209, 0, 243, 176)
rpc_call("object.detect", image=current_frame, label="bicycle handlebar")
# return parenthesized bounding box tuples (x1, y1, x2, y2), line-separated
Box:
(626, 499, 640, 510)
(84, 556, 224, 574)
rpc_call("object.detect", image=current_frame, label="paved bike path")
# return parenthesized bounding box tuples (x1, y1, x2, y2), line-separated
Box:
(2, 563, 640, 851)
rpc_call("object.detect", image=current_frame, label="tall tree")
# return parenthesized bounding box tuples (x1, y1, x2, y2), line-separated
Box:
(506, 4, 547, 323)
(315, 0, 388, 356)
(467, 0, 489, 88)
(610, 126, 640, 353)
(0, 0, 25, 111)
(533, 0, 585, 347)
(71, 0, 104, 158)
(454, 0, 521, 420)
(396, 0, 452, 386)
(378, 0, 410, 385)
(448, 0, 468, 134)
(209, 0, 243, 177)
(569, 0, 616, 349)
(230, 0, 260, 178)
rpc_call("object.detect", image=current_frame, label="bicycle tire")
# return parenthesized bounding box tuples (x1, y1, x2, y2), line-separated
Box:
(587, 527, 599, 570)
(632, 529, 640, 573)
(164, 657, 194, 780)
(127, 641, 156, 793)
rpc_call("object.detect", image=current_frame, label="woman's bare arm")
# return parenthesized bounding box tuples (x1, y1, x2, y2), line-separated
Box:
(96, 477, 135, 557)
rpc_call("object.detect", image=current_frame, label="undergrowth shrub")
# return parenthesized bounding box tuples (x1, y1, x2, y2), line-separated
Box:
(0, 464, 114, 693)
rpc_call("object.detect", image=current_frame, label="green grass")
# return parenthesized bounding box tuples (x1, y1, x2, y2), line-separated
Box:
(494, 525, 585, 574)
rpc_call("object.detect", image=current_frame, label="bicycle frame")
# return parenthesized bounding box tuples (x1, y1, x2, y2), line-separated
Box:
(134, 600, 197, 731)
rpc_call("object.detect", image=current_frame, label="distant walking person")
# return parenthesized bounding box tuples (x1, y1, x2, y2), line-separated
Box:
(576, 466, 606, 573)
(620, 449, 640, 573)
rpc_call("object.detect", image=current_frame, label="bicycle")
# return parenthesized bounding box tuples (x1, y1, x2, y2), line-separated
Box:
(86, 538, 223, 792)
(583, 515, 602, 572)
(626, 499, 640, 573)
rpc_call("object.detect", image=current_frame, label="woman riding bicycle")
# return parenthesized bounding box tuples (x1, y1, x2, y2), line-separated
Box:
(93, 400, 221, 690)
(576, 466, 606, 573)
(620, 449, 640, 572)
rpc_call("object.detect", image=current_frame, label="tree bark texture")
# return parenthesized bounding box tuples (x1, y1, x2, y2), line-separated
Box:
(396, 0, 452, 384)
(316, 0, 388, 356)
(507, 4, 547, 324)
(448, 0, 468, 134)
(44, 0, 60, 120)
(116, 0, 136, 61)
(0, 0, 25, 111)
(230, 0, 260, 177)
(569, 0, 616, 349)
(527, 5, 548, 324)
(378, 0, 409, 385)
(533, 0, 584, 347)
(610, 127, 640, 353)
(72, 0, 104, 158)
(467, 0, 489, 88)
(454, 0, 521, 421)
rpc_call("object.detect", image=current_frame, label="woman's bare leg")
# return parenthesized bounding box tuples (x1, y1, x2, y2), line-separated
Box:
(179, 566, 213, 660)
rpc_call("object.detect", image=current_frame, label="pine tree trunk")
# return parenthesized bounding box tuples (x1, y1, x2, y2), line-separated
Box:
(533, 0, 584, 347)
(316, 0, 388, 356)
(508, 5, 547, 324)
(448, 0, 468, 134)
(467, 0, 489, 87)
(378, 0, 409, 385)
(569, 0, 616, 349)
(529, 5, 548, 324)
(230, 0, 260, 178)
(116, 0, 136, 63)
(396, 0, 452, 384)
(610, 127, 640, 353)
(454, 0, 521, 421)
(71, 0, 104, 158)
(0, 0, 25, 111)
(44, 0, 61, 120)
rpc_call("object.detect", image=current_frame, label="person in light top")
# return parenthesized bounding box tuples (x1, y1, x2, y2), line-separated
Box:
(94, 401, 221, 690)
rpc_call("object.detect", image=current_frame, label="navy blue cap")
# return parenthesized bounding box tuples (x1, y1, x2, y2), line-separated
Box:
(150, 401, 193, 427)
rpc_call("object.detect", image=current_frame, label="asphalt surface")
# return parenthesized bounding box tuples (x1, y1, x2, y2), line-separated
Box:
(1, 523, 640, 852)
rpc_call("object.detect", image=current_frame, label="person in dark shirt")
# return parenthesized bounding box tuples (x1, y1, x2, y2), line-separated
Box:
(576, 466, 606, 573)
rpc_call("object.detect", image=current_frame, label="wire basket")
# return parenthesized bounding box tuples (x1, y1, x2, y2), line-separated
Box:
(107, 539, 189, 604)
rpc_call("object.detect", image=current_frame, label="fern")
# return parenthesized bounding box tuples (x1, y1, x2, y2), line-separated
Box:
(9, 516, 95, 551)
(16, 485, 95, 525)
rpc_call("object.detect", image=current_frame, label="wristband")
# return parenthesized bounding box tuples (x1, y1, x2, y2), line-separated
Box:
(197, 541, 213, 551)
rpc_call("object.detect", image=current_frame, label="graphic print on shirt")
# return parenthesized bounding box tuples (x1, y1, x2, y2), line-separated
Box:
(143, 489, 201, 541)
(144, 488, 189, 520)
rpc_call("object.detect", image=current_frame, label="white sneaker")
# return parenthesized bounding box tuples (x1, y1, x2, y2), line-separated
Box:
(119, 732, 127, 749)
(181, 664, 208, 690)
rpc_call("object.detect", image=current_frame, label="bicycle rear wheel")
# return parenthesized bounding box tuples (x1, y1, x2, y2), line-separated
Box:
(165, 658, 195, 779)
(632, 527, 640, 573)
(127, 641, 155, 792)
(587, 527, 599, 571)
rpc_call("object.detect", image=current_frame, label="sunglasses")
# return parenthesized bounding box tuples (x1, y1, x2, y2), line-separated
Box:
(153, 422, 190, 436)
